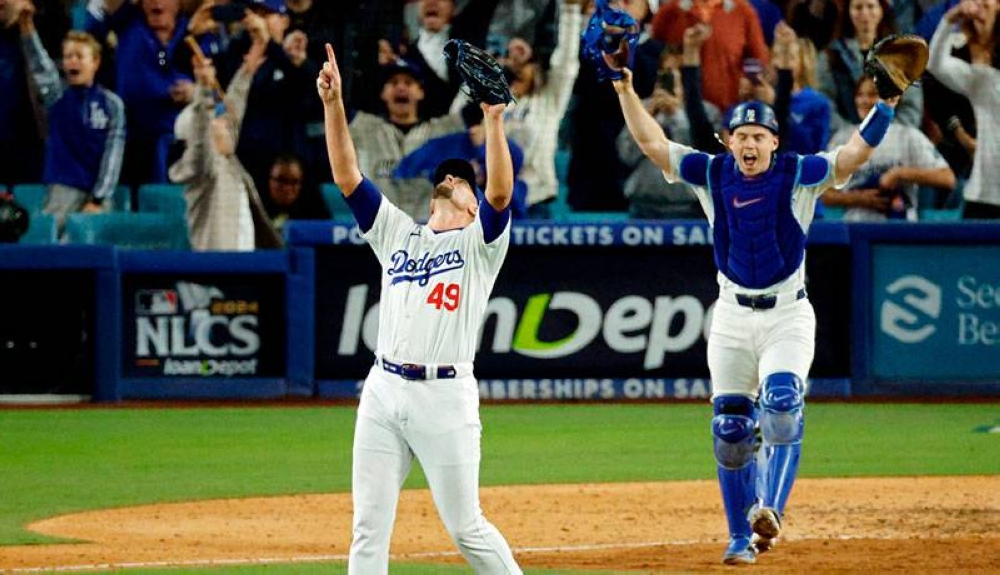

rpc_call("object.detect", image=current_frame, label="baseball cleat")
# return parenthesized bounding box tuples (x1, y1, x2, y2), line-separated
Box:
(751, 532, 776, 554)
(722, 536, 757, 565)
(750, 506, 781, 553)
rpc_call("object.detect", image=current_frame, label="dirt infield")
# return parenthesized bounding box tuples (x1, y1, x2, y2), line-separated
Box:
(1, 476, 998, 573)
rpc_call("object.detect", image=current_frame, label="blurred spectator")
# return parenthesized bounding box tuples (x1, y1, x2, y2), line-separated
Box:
(497, 0, 583, 218)
(618, 40, 717, 218)
(823, 75, 955, 221)
(927, 0, 1000, 219)
(651, 0, 770, 112)
(188, 0, 319, 203)
(263, 151, 330, 231)
(400, 0, 502, 118)
(285, 0, 405, 115)
(347, 59, 464, 220)
(84, 0, 194, 186)
(915, 0, 960, 38)
(0, 0, 45, 186)
(770, 22, 830, 154)
(168, 49, 282, 250)
(893, 0, 922, 32)
(20, 3, 124, 234)
(750, 0, 783, 45)
(395, 104, 529, 217)
(817, 0, 924, 132)
(566, 0, 658, 212)
(918, 0, 975, 203)
(787, 0, 840, 50)
(679, 22, 729, 153)
(485, 0, 557, 71)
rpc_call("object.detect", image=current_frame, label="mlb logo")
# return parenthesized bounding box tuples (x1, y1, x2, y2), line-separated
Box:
(136, 290, 179, 315)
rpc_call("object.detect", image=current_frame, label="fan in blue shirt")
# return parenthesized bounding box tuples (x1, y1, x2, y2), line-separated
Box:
(20, 2, 125, 233)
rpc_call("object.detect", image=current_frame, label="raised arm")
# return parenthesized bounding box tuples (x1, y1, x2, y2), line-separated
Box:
(481, 102, 513, 211)
(18, 3, 64, 107)
(317, 43, 363, 196)
(834, 96, 900, 183)
(612, 68, 674, 173)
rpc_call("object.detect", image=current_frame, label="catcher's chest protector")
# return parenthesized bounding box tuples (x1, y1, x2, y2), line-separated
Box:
(708, 154, 805, 289)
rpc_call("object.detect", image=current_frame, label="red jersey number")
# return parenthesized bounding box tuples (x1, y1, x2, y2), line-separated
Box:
(427, 283, 460, 311)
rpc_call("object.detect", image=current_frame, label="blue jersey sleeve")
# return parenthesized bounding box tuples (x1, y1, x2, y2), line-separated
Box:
(343, 178, 382, 233)
(679, 152, 711, 186)
(479, 199, 511, 244)
(799, 155, 832, 187)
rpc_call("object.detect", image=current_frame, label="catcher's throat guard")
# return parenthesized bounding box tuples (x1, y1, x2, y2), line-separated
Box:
(863, 34, 929, 99)
(444, 39, 515, 106)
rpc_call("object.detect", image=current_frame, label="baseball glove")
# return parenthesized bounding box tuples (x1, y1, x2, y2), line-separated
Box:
(863, 34, 929, 99)
(581, 0, 640, 81)
(444, 39, 514, 106)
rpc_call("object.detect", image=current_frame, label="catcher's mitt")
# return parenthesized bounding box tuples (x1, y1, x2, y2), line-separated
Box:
(863, 34, 929, 99)
(581, 0, 640, 81)
(444, 39, 514, 106)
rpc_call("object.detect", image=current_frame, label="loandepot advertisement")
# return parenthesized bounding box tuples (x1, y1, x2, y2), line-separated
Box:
(122, 275, 285, 378)
(314, 243, 851, 382)
(873, 245, 1000, 379)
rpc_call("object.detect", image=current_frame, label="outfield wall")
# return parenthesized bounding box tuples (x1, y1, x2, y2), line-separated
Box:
(1, 221, 998, 401)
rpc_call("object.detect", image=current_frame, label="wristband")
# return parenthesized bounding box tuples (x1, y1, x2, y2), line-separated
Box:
(859, 101, 894, 147)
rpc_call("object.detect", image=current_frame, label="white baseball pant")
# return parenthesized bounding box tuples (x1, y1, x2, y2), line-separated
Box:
(349, 366, 522, 574)
(707, 296, 816, 398)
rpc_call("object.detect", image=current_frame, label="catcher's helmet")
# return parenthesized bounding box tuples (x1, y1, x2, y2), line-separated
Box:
(729, 100, 779, 134)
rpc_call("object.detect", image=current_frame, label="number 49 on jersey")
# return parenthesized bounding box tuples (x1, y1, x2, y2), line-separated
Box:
(427, 283, 460, 311)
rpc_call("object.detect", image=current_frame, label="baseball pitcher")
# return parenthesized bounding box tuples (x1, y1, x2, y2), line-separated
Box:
(596, 17, 913, 564)
(317, 43, 522, 574)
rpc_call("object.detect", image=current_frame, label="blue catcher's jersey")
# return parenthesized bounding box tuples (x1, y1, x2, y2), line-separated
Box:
(665, 142, 841, 293)
(708, 154, 803, 289)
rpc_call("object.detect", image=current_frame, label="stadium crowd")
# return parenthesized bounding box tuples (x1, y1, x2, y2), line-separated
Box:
(0, 0, 997, 249)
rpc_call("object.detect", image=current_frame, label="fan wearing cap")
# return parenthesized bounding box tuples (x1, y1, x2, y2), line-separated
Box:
(344, 58, 466, 221)
(317, 43, 522, 574)
(610, 62, 900, 566)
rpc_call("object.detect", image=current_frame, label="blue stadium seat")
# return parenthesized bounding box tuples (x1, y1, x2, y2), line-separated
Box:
(137, 183, 186, 215)
(320, 183, 355, 222)
(822, 206, 846, 220)
(64, 212, 190, 249)
(19, 213, 57, 245)
(11, 184, 48, 217)
(112, 184, 132, 212)
(919, 208, 963, 222)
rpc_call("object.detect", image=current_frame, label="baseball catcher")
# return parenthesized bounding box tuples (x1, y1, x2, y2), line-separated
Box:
(864, 34, 929, 99)
(444, 39, 514, 106)
(581, 0, 640, 81)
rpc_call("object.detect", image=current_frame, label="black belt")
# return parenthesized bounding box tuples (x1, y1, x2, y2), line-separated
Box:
(735, 287, 807, 310)
(381, 358, 457, 380)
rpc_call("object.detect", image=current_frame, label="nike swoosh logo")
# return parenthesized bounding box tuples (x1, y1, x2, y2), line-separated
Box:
(733, 196, 764, 209)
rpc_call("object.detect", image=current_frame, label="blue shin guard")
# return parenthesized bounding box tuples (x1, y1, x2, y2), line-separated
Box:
(758, 373, 805, 516)
(712, 395, 758, 539)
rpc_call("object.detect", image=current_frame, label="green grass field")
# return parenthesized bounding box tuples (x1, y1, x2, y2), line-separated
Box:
(1, 402, 997, 573)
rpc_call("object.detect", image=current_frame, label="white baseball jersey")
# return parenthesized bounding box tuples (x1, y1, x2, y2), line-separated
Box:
(362, 196, 511, 365)
(828, 123, 949, 221)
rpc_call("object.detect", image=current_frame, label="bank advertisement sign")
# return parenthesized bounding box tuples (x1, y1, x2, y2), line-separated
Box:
(122, 275, 285, 378)
(314, 244, 850, 381)
(872, 245, 1000, 379)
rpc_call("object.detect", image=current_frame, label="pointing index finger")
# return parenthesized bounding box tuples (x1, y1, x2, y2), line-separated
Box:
(325, 43, 336, 66)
